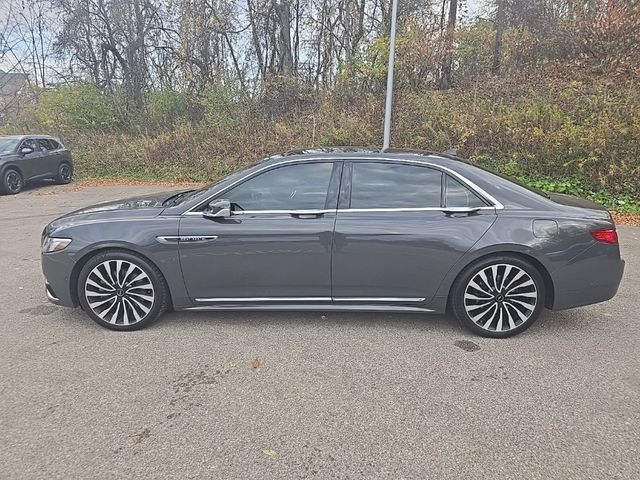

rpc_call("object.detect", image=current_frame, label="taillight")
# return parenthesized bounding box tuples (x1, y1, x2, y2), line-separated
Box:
(591, 228, 618, 244)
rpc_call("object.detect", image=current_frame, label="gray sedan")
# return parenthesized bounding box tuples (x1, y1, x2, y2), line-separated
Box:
(40, 148, 624, 337)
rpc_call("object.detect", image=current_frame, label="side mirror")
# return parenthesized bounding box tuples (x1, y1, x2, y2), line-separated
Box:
(20, 146, 34, 155)
(203, 199, 231, 219)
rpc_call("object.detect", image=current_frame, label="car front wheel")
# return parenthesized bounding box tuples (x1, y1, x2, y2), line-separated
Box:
(77, 250, 169, 331)
(1, 168, 24, 194)
(450, 255, 545, 338)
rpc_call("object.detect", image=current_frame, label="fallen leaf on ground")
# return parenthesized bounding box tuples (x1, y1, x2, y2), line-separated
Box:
(76, 178, 207, 188)
(251, 358, 261, 369)
(263, 450, 276, 457)
(612, 212, 640, 226)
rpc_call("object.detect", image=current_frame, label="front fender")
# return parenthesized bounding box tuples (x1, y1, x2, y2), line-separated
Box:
(0, 161, 23, 178)
(45, 217, 192, 309)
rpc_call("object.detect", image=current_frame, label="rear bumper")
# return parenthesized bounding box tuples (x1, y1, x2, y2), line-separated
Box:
(550, 243, 625, 310)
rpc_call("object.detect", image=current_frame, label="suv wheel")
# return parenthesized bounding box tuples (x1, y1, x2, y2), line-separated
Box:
(1, 169, 24, 194)
(57, 162, 73, 184)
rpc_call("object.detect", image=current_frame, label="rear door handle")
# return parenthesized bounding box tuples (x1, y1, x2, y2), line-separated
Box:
(442, 207, 482, 215)
(290, 210, 326, 218)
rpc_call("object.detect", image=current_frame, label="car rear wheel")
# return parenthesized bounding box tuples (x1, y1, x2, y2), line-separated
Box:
(450, 255, 545, 338)
(77, 250, 169, 331)
(1, 168, 23, 194)
(56, 162, 73, 184)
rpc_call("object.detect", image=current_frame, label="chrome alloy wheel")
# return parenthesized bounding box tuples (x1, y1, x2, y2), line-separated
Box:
(463, 263, 538, 333)
(84, 260, 155, 325)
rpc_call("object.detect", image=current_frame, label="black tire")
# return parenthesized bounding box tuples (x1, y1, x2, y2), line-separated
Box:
(77, 249, 170, 331)
(1, 168, 24, 194)
(56, 162, 73, 184)
(450, 255, 545, 338)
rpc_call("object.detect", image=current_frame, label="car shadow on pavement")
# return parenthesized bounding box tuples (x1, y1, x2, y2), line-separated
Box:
(170, 310, 459, 331)
(154, 308, 587, 338)
(53, 303, 595, 338)
(16, 179, 58, 194)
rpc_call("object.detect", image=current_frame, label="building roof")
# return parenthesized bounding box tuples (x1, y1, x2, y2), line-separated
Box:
(0, 70, 28, 96)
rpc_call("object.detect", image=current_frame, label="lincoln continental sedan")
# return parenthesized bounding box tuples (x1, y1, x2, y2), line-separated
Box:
(41, 148, 624, 337)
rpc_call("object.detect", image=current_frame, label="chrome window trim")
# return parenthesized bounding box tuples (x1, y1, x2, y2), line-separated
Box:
(183, 208, 336, 217)
(234, 209, 334, 215)
(336, 207, 496, 213)
(182, 156, 504, 216)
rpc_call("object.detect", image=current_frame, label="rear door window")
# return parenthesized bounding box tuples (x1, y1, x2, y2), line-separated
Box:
(37, 139, 54, 151)
(349, 162, 442, 209)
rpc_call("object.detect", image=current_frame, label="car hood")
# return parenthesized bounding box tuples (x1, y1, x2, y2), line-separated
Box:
(44, 191, 178, 234)
(68, 192, 172, 214)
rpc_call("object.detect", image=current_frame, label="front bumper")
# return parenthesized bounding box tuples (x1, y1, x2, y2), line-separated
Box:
(45, 282, 65, 306)
(42, 251, 78, 308)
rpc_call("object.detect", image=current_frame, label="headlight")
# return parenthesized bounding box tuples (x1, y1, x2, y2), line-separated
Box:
(42, 237, 72, 253)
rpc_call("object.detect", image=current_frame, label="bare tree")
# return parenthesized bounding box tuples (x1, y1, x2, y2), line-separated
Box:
(438, 0, 457, 89)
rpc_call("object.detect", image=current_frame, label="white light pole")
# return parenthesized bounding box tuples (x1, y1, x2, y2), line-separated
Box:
(382, 0, 399, 151)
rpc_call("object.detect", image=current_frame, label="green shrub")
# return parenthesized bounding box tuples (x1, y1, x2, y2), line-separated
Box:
(199, 85, 243, 129)
(147, 90, 190, 130)
(35, 84, 117, 132)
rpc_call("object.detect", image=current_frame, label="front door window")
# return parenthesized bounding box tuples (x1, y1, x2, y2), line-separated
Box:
(225, 162, 334, 211)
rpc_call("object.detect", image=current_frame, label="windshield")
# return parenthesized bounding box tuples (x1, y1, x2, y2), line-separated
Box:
(162, 188, 206, 206)
(0, 138, 20, 154)
(163, 166, 261, 207)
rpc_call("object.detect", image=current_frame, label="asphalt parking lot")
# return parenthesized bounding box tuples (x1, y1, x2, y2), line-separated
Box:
(1, 181, 638, 479)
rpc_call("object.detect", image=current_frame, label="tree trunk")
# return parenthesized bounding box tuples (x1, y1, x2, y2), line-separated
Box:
(491, 0, 505, 74)
(247, 0, 265, 78)
(274, 0, 294, 76)
(438, 0, 458, 89)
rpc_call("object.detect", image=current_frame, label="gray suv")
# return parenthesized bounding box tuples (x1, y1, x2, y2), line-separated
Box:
(0, 135, 73, 194)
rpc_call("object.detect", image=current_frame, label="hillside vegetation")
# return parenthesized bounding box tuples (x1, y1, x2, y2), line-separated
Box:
(2, 0, 639, 211)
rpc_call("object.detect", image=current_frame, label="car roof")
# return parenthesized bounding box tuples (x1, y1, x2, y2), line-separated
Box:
(262, 147, 465, 166)
(0, 134, 59, 140)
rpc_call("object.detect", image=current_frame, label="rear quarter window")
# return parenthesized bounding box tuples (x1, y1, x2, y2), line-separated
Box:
(445, 175, 488, 208)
